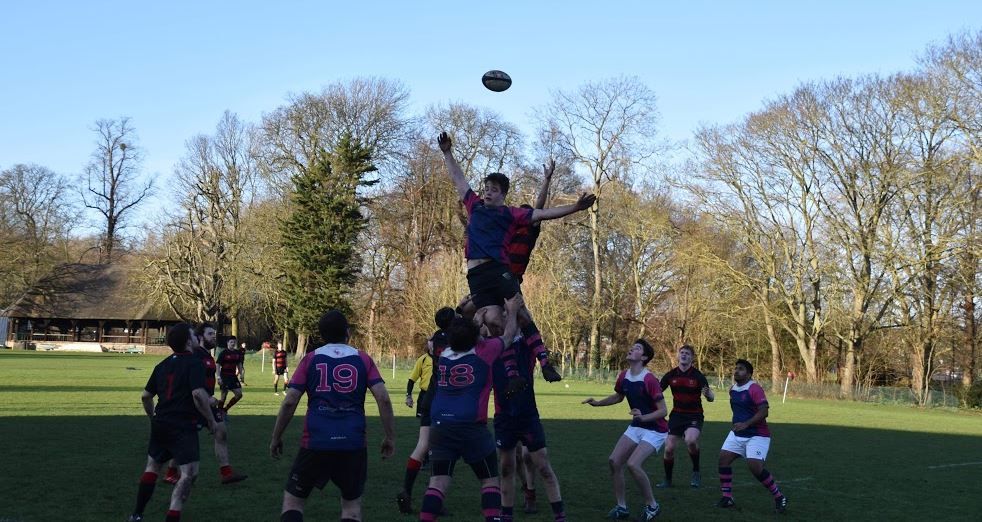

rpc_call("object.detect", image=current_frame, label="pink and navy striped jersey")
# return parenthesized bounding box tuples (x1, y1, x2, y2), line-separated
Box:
(431, 337, 516, 425)
(289, 344, 384, 451)
(614, 368, 669, 433)
(729, 380, 770, 437)
(462, 189, 533, 264)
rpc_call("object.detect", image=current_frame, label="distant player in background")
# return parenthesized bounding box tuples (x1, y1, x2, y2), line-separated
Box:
(270, 310, 395, 522)
(239, 341, 248, 385)
(656, 344, 714, 489)
(398, 306, 456, 515)
(217, 336, 245, 412)
(582, 339, 667, 521)
(127, 323, 217, 522)
(717, 359, 788, 513)
(273, 342, 289, 395)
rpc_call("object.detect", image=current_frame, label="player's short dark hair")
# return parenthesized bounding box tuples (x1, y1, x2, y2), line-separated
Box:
(318, 310, 349, 343)
(679, 344, 695, 357)
(484, 172, 510, 195)
(448, 316, 480, 353)
(195, 322, 215, 336)
(520, 203, 533, 209)
(635, 338, 654, 365)
(434, 307, 456, 330)
(735, 359, 754, 375)
(167, 323, 194, 352)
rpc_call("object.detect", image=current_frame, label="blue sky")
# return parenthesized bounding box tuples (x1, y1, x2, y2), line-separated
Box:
(1, 1, 979, 225)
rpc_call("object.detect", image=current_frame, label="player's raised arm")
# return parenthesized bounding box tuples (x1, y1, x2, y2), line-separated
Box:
(438, 132, 472, 201)
(582, 392, 624, 406)
(534, 159, 555, 210)
(531, 193, 596, 223)
(370, 381, 396, 459)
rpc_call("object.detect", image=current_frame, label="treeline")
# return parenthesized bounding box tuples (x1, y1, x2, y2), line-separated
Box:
(2, 33, 978, 405)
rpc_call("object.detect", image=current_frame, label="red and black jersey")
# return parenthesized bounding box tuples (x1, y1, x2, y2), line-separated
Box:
(506, 222, 541, 278)
(192, 346, 217, 396)
(145, 351, 206, 429)
(217, 349, 243, 377)
(273, 350, 288, 370)
(659, 366, 710, 416)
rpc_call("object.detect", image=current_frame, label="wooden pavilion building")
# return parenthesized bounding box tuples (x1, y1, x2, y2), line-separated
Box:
(2, 263, 182, 353)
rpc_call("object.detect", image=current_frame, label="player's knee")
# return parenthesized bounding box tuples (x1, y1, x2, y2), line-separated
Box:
(686, 440, 699, 452)
(608, 457, 621, 472)
(537, 463, 555, 481)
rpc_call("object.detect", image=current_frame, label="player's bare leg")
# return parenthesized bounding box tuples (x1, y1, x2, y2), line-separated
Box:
(340, 496, 362, 521)
(168, 461, 199, 517)
(626, 442, 659, 513)
(213, 421, 247, 484)
(519, 443, 538, 513)
(607, 435, 636, 517)
(224, 388, 243, 411)
(528, 447, 565, 519)
(684, 427, 702, 487)
(498, 447, 518, 514)
(281, 490, 306, 521)
(657, 434, 679, 488)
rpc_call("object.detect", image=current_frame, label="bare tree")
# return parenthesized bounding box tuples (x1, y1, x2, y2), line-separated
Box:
(0, 164, 77, 305)
(81, 117, 153, 263)
(145, 112, 255, 325)
(537, 76, 661, 373)
(689, 88, 831, 384)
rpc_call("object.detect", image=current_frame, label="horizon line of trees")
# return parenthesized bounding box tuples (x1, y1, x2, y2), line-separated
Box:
(2, 32, 978, 405)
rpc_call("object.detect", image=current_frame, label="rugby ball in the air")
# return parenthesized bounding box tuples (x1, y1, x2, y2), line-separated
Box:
(482, 70, 512, 92)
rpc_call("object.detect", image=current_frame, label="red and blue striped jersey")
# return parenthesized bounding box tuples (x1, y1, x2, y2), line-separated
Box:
(463, 189, 534, 264)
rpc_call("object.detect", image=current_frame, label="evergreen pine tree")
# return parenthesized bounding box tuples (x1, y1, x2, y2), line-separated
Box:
(280, 133, 377, 342)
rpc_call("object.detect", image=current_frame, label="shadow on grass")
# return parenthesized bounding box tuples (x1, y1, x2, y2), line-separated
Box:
(0, 416, 979, 521)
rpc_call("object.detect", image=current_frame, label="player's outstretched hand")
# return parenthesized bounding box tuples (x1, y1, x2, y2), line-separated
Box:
(582, 397, 596, 406)
(405, 395, 414, 408)
(575, 193, 598, 211)
(381, 437, 395, 459)
(543, 158, 556, 179)
(438, 132, 452, 152)
(505, 376, 527, 398)
(270, 438, 283, 459)
(541, 364, 563, 383)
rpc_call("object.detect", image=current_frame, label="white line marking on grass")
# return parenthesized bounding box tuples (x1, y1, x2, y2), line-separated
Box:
(927, 461, 982, 470)
(733, 476, 813, 488)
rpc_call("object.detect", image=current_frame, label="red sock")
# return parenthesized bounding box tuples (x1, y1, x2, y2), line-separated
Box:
(165, 509, 181, 521)
(221, 465, 233, 478)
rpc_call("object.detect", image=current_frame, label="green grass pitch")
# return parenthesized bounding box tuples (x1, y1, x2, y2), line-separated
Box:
(1, 351, 980, 521)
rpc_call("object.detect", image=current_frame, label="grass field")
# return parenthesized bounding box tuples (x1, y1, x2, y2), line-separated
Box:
(1, 351, 980, 521)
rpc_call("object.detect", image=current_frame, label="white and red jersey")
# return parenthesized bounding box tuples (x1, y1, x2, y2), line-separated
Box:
(289, 343, 384, 451)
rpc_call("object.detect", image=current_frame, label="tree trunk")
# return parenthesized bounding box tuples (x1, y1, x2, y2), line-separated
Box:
(588, 207, 602, 376)
(296, 332, 309, 360)
(839, 336, 858, 399)
(763, 306, 782, 389)
(230, 314, 239, 337)
(963, 293, 977, 387)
